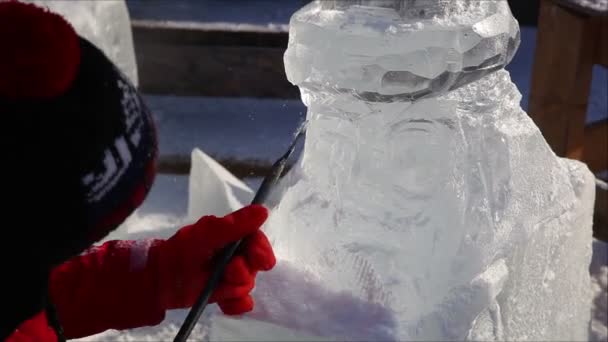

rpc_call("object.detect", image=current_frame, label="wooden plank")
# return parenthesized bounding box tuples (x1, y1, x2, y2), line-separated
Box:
(132, 20, 289, 47)
(132, 20, 299, 98)
(593, 15, 608, 66)
(584, 120, 608, 173)
(528, 0, 596, 160)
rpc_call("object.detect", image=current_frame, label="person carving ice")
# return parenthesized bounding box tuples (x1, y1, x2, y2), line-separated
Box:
(0, 2, 276, 341)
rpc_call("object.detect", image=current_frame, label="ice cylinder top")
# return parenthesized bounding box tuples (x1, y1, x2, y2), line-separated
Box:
(284, 0, 520, 101)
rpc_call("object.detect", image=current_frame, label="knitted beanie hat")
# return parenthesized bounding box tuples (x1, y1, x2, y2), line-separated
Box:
(0, 0, 158, 264)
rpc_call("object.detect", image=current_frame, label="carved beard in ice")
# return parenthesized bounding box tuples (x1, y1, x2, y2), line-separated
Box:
(258, 1, 594, 341)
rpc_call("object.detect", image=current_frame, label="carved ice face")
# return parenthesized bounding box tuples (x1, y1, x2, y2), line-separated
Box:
(302, 94, 461, 224)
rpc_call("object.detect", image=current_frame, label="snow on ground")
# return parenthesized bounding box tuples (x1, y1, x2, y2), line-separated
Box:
(76, 308, 216, 342)
(83, 173, 608, 341)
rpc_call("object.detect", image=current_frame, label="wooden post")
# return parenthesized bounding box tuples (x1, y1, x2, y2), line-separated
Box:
(595, 181, 608, 242)
(528, 0, 597, 161)
(584, 121, 608, 173)
(595, 15, 608, 67)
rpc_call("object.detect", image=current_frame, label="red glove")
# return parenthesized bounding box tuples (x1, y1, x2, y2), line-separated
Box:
(149, 204, 276, 315)
(50, 205, 276, 339)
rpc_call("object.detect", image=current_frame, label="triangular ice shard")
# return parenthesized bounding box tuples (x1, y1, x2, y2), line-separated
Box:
(188, 148, 254, 221)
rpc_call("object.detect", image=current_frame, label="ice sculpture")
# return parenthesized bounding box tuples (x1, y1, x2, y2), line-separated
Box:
(188, 148, 254, 220)
(24, 0, 139, 85)
(252, 1, 595, 341)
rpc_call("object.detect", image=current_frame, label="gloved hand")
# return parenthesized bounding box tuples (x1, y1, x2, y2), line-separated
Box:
(149, 204, 276, 315)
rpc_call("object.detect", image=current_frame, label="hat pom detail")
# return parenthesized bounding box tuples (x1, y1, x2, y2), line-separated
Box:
(0, 1, 80, 99)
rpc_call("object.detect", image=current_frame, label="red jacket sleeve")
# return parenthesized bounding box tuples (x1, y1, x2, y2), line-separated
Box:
(5, 311, 57, 342)
(49, 239, 166, 339)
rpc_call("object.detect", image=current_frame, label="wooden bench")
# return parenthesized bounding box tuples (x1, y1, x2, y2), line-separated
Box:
(132, 20, 297, 99)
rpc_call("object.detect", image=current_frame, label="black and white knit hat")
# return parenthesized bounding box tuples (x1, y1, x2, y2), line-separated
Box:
(0, 0, 158, 264)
